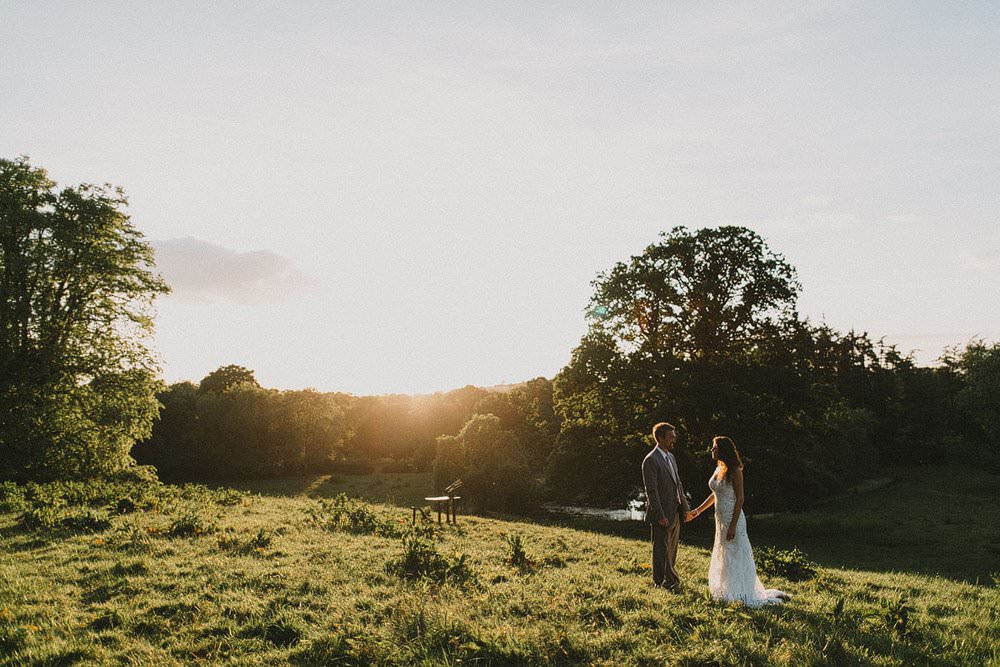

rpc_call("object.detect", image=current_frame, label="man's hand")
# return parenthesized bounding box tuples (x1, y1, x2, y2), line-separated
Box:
(683, 511, 694, 523)
(658, 517, 669, 527)
(726, 526, 736, 541)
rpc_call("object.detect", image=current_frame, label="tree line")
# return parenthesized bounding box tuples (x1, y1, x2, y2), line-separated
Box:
(132, 366, 560, 512)
(2, 157, 998, 513)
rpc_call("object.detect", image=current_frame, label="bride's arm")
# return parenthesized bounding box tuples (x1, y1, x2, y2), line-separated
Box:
(688, 493, 714, 520)
(726, 469, 744, 540)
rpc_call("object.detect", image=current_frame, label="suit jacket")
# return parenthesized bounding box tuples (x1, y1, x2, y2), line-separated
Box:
(642, 447, 690, 525)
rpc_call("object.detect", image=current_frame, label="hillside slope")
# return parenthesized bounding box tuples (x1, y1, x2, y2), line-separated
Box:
(0, 475, 997, 665)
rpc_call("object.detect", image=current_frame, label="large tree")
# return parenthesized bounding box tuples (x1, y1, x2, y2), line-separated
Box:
(0, 157, 168, 480)
(587, 226, 800, 361)
(551, 227, 884, 510)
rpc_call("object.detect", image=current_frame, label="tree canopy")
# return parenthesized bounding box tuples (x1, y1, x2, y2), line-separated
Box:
(588, 226, 800, 361)
(0, 156, 168, 480)
(198, 364, 260, 394)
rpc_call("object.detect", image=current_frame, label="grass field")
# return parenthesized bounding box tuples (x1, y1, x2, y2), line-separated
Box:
(746, 466, 1000, 584)
(0, 467, 997, 666)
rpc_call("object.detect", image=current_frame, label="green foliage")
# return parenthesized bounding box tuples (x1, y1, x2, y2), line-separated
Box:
(504, 533, 534, 570)
(197, 364, 260, 394)
(551, 226, 936, 510)
(167, 512, 218, 537)
(0, 481, 26, 513)
(219, 527, 276, 555)
(752, 546, 818, 581)
(135, 376, 348, 479)
(386, 532, 475, 586)
(587, 225, 800, 361)
(0, 157, 168, 481)
(306, 493, 405, 538)
(19, 505, 111, 533)
(434, 414, 540, 513)
(954, 341, 1000, 465)
(881, 595, 913, 638)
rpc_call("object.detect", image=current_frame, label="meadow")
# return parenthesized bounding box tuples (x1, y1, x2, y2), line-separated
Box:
(0, 467, 997, 666)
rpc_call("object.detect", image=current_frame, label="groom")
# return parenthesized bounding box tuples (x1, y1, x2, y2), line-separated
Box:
(641, 422, 690, 590)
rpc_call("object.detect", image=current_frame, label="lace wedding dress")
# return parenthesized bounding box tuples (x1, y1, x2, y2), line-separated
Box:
(708, 471, 789, 607)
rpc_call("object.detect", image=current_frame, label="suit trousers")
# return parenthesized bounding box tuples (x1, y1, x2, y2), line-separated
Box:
(651, 516, 681, 588)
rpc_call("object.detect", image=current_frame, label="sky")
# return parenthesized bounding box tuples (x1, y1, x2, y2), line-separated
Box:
(2, 2, 998, 395)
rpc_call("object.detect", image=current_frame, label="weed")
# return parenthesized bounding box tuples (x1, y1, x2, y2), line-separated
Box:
(505, 533, 535, 570)
(387, 533, 475, 585)
(168, 512, 217, 537)
(882, 595, 913, 638)
(217, 528, 274, 555)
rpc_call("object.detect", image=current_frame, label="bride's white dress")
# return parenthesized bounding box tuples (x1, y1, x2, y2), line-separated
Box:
(708, 471, 788, 607)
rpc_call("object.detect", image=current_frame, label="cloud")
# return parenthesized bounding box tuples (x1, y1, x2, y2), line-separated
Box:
(152, 237, 319, 304)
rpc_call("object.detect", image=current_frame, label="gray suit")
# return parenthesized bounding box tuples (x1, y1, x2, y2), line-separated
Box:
(642, 447, 690, 588)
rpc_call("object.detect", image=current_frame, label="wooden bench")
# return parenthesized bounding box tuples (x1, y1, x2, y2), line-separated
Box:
(419, 479, 463, 525)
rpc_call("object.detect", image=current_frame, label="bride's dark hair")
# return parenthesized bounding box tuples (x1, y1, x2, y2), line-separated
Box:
(714, 436, 743, 480)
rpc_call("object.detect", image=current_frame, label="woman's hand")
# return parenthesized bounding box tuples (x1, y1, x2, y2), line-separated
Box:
(726, 525, 736, 541)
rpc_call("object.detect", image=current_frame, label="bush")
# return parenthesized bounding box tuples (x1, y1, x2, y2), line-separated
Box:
(61, 510, 112, 533)
(306, 494, 404, 538)
(0, 482, 26, 513)
(18, 506, 111, 533)
(753, 546, 817, 581)
(437, 414, 541, 513)
(167, 512, 217, 537)
(387, 533, 475, 585)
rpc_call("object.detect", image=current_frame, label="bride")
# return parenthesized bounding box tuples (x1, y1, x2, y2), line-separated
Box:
(686, 436, 791, 607)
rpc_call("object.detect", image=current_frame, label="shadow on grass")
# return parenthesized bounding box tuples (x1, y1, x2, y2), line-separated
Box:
(530, 466, 1000, 585)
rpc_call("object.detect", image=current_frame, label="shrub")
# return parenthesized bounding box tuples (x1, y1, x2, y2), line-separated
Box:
(167, 512, 217, 537)
(61, 510, 112, 533)
(753, 546, 817, 581)
(0, 482, 26, 513)
(387, 533, 474, 585)
(307, 494, 403, 538)
(19, 506, 61, 530)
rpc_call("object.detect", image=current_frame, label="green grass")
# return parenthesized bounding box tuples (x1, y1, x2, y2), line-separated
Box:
(227, 472, 434, 508)
(0, 471, 997, 665)
(745, 465, 1000, 583)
